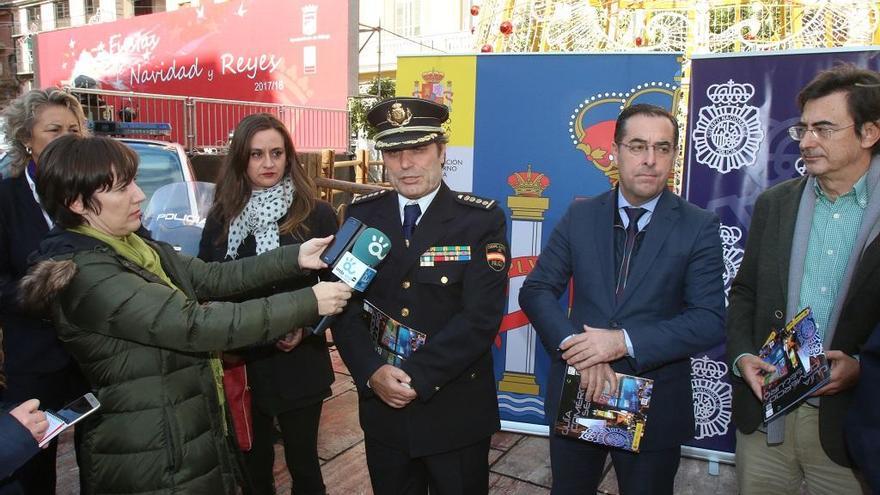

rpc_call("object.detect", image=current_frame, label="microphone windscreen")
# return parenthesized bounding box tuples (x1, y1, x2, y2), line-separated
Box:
(350, 227, 391, 267)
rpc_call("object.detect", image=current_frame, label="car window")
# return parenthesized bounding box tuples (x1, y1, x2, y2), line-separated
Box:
(130, 143, 186, 205)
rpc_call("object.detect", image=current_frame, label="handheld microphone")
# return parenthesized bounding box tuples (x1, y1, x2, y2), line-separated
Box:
(310, 226, 392, 335)
(331, 227, 391, 291)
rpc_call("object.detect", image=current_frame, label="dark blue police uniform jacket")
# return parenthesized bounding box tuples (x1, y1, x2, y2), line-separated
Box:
(334, 182, 509, 457)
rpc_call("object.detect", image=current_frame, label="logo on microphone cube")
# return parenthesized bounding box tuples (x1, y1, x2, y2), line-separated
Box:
(332, 251, 376, 292)
(367, 234, 390, 261)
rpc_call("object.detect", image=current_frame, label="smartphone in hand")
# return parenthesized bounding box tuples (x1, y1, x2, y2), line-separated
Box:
(39, 392, 101, 447)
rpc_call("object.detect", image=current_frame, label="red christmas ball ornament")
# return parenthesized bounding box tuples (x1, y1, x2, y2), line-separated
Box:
(635, 36, 643, 46)
(481, 44, 493, 53)
(500, 20, 513, 35)
(470, 5, 480, 16)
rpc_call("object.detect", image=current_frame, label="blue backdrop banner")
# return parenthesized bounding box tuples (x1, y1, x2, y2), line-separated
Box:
(682, 47, 880, 457)
(469, 53, 683, 436)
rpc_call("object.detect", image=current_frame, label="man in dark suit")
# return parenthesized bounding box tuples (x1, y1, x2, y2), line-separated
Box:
(846, 321, 880, 493)
(727, 65, 880, 494)
(519, 104, 726, 495)
(333, 97, 509, 495)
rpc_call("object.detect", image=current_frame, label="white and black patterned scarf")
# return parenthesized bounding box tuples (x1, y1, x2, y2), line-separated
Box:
(226, 176, 295, 259)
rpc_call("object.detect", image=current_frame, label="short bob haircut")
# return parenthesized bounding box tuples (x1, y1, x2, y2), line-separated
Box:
(36, 135, 139, 229)
(2, 88, 88, 177)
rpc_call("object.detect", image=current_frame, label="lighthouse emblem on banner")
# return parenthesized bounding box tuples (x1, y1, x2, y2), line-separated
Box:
(496, 166, 551, 420)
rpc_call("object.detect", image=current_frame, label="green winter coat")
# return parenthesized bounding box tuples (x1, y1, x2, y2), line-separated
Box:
(20, 228, 320, 494)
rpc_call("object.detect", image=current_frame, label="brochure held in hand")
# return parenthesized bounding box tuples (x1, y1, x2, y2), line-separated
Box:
(759, 307, 830, 424)
(555, 365, 653, 452)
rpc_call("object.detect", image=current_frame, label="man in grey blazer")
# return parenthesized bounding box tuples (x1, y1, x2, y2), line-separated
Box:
(727, 64, 880, 494)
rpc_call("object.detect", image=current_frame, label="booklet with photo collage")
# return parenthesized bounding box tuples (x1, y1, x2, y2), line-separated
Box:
(554, 365, 653, 452)
(363, 300, 427, 367)
(759, 307, 830, 424)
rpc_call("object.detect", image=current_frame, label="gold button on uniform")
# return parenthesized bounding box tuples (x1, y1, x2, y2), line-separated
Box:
(401, 308, 410, 317)
(440, 276, 448, 284)
(402, 280, 411, 289)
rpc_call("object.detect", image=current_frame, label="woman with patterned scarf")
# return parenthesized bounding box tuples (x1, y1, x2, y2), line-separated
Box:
(199, 113, 338, 495)
(19, 134, 352, 494)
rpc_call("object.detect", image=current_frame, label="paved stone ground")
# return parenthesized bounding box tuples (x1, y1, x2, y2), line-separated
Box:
(56, 347, 739, 494)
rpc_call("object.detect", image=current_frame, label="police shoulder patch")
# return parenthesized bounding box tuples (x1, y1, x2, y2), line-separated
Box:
(485, 242, 507, 272)
(351, 188, 390, 205)
(454, 192, 497, 210)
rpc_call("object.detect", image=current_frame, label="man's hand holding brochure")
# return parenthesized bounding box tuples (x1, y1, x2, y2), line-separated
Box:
(757, 308, 830, 423)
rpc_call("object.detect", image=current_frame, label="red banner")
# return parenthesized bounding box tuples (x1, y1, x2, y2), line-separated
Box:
(35, 0, 353, 109)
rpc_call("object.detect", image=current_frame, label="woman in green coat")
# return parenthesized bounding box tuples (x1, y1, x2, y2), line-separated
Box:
(19, 135, 352, 494)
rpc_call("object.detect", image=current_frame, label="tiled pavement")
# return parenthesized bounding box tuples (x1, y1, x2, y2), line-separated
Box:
(56, 348, 739, 494)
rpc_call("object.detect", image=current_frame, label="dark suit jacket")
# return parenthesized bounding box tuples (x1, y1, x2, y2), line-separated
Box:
(727, 176, 880, 466)
(198, 200, 337, 414)
(520, 188, 726, 452)
(846, 321, 880, 492)
(333, 183, 509, 457)
(0, 176, 84, 407)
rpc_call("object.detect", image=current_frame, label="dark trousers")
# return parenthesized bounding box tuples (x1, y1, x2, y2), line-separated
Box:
(549, 434, 681, 495)
(243, 402, 325, 495)
(363, 436, 491, 495)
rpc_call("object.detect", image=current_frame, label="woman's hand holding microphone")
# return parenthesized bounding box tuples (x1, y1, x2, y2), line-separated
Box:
(312, 281, 353, 316)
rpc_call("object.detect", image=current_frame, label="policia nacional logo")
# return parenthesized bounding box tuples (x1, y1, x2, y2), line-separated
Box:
(486, 243, 507, 272)
(386, 102, 413, 127)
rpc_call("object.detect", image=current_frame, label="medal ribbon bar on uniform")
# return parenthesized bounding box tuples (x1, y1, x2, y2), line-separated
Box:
(420, 245, 471, 266)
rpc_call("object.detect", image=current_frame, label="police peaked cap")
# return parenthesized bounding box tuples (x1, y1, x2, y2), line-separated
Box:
(367, 97, 448, 151)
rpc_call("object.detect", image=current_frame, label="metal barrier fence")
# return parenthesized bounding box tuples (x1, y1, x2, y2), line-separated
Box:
(65, 87, 349, 153)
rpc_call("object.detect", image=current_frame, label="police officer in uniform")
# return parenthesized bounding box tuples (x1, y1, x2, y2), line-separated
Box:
(333, 97, 510, 495)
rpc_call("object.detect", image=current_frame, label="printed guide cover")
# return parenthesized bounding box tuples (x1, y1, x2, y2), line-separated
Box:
(364, 300, 427, 367)
(555, 365, 653, 452)
(759, 307, 830, 423)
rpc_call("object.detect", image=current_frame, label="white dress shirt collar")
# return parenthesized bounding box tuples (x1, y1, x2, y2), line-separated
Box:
(617, 189, 662, 232)
(398, 184, 441, 225)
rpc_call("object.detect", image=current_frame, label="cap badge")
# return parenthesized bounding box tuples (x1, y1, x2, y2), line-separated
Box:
(386, 102, 413, 127)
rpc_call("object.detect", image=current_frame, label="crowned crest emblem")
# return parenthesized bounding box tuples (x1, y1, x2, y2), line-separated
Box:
(690, 355, 732, 439)
(719, 224, 744, 306)
(571, 82, 679, 188)
(691, 79, 765, 174)
(386, 103, 413, 127)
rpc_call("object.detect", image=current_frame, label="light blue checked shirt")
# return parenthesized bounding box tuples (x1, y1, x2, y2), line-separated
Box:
(798, 173, 869, 342)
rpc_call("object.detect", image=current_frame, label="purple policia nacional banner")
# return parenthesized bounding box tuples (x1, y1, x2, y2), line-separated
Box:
(681, 47, 880, 460)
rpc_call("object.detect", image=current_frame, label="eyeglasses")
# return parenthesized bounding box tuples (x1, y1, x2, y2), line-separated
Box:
(788, 123, 855, 141)
(616, 142, 674, 156)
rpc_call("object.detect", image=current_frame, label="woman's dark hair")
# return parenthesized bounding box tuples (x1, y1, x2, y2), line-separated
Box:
(211, 113, 316, 241)
(36, 135, 139, 228)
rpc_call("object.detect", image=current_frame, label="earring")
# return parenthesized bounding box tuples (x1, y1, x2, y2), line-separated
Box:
(24, 145, 32, 155)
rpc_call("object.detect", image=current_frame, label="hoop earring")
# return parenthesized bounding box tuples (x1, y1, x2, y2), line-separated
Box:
(24, 145, 32, 155)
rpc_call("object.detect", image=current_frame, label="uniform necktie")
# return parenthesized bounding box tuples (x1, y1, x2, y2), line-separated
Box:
(615, 207, 647, 301)
(402, 203, 422, 247)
